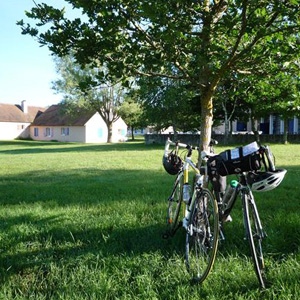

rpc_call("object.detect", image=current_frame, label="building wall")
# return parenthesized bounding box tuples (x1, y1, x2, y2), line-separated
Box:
(145, 133, 300, 145)
(81, 113, 128, 143)
(0, 122, 31, 140)
(85, 113, 108, 143)
(111, 117, 127, 142)
(30, 126, 86, 143)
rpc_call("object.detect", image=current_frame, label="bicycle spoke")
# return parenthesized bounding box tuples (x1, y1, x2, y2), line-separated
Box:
(243, 193, 265, 288)
(186, 189, 219, 283)
(165, 173, 183, 237)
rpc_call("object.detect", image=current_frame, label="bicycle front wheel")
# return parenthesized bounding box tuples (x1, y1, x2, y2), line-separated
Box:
(185, 188, 219, 283)
(166, 173, 183, 237)
(243, 193, 265, 288)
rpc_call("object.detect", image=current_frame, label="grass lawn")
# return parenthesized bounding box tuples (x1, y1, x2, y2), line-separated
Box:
(0, 140, 299, 299)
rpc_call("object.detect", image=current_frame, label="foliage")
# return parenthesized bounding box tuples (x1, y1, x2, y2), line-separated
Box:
(52, 55, 126, 142)
(18, 1, 300, 149)
(118, 97, 145, 139)
(213, 75, 251, 135)
(136, 76, 201, 133)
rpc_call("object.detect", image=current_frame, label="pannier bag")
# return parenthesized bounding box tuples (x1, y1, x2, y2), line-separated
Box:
(208, 142, 262, 176)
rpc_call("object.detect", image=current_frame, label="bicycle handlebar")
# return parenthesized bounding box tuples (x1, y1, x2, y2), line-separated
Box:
(164, 138, 216, 159)
(164, 138, 199, 152)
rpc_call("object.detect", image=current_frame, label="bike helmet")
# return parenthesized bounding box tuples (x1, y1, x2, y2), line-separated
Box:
(163, 152, 183, 175)
(247, 169, 287, 192)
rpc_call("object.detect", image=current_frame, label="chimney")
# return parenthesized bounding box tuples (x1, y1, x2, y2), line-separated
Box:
(21, 100, 28, 114)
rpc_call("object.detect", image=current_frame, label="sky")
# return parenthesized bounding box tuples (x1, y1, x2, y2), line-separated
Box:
(0, 0, 79, 108)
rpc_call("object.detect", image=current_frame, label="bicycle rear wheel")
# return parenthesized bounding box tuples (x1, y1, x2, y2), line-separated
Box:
(166, 173, 183, 237)
(185, 188, 219, 283)
(243, 193, 265, 288)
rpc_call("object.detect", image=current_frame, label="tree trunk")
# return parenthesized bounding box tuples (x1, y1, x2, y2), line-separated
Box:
(173, 122, 178, 142)
(197, 91, 214, 187)
(200, 93, 213, 152)
(222, 102, 230, 138)
(251, 117, 260, 143)
(131, 126, 135, 140)
(107, 121, 113, 143)
(284, 118, 288, 145)
(224, 114, 230, 138)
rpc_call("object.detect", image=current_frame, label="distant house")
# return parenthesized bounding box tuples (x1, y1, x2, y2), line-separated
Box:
(0, 100, 44, 140)
(31, 105, 127, 143)
(213, 115, 299, 135)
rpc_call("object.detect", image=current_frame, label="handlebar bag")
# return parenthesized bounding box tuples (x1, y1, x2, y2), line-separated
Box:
(208, 142, 262, 176)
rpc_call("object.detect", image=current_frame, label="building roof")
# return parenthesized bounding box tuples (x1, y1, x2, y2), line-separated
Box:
(0, 103, 45, 123)
(32, 105, 95, 126)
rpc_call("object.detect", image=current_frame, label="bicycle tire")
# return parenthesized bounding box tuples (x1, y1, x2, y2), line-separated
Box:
(166, 173, 183, 237)
(243, 193, 265, 288)
(185, 188, 219, 283)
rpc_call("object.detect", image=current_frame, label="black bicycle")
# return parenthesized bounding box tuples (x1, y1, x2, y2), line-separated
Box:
(208, 142, 287, 288)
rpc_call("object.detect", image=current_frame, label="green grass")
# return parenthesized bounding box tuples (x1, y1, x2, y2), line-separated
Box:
(0, 140, 299, 299)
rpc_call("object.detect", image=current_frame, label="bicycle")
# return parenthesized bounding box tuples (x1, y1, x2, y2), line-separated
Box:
(162, 138, 219, 283)
(208, 142, 287, 288)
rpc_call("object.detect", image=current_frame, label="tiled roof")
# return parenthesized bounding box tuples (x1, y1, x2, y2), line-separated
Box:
(32, 105, 95, 126)
(0, 103, 45, 123)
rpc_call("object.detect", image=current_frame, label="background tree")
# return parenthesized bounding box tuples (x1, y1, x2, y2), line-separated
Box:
(53, 56, 125, 143)
(214, 76, 244, 138)
(237, 58, 300, 143)
(258, 72, 300, 144)
(19, 1, 300, 151)
(118, 98, 144, 140)
(136, 76, 201, 139)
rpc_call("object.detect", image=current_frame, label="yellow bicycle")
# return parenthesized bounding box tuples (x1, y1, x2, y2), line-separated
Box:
(162, 138, 219, 283)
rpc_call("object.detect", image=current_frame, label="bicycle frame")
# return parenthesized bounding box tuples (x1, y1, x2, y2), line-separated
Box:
(220, 173, 265, 240)
(164, 139, 210, 232)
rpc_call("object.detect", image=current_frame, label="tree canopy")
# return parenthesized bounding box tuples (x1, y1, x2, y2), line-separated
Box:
(118, 97, 144, 140)
(52, 55, 125, 143)
(19, 0, 300, 149)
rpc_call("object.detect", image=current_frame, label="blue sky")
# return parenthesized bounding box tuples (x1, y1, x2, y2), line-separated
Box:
(0, 0, 77, 108)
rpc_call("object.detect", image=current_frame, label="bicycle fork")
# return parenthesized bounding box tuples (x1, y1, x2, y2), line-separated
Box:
(242, 190, 266, 241)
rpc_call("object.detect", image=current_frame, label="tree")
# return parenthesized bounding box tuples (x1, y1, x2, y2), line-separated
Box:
(52, 56, 125, 143)
(235, 57, 300, 143)
(118, 98, 144, 140)
(19, 1, 300, 151)
(136, 76, 201, 138)
(258, 72, 300, 144)
(214, 76, 242, 138)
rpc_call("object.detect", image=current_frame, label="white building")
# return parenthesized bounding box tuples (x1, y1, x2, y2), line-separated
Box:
(30, 105, 127, 143)
(0, 101, 127, 143)
(0, 101, 44, 140)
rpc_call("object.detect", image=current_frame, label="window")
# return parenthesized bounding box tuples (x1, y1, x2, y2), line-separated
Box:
(98, 128, 103, 138)
(34, 128, 39, 137)
(118, 129, 126, 136)
(61, 127, 70, 136)
(45, 128, 51, 137)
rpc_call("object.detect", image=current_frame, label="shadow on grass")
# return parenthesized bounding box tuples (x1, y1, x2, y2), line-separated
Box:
(0, 211, 185, 284)
(0, 168, 171, 206)
(0, 165, 299, 293)
(0, 140, 158, 155)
